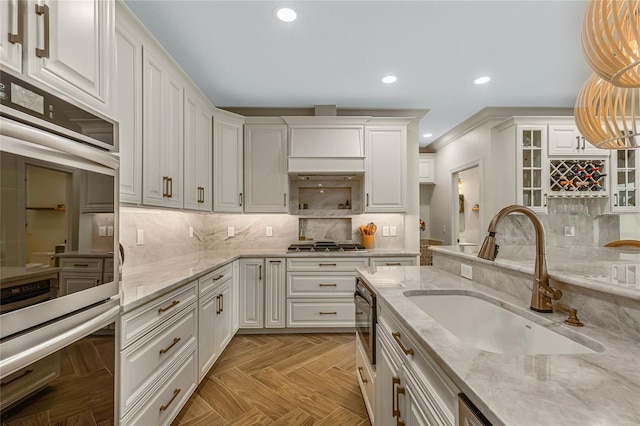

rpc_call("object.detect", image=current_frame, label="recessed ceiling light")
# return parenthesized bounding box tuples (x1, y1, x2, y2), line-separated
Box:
(382, 75, 397, 84)
(422, 133, 433, 138)
(276, 7, 297, 22)
(474, 76, 491, 85)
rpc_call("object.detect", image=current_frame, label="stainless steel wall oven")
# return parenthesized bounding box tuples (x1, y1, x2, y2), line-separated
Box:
(0, 67, 120, 423)
(355, 277, 376, 366)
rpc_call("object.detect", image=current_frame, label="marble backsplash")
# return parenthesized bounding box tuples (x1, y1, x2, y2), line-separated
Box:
(496, 213, 621, 247)
(119, 207, 406, 267)
(431, 250, 640, 340)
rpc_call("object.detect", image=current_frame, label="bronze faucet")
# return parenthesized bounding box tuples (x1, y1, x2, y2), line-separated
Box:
(477, 205, 562, 313)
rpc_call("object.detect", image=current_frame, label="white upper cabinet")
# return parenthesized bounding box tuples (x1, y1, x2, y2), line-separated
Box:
(548, 124, 608, 156)
(516, 125, 548, 213)
(115, 5, 142, 204)
(142, 47, 184, 208)
(244, 124, 288, 213)
(0, 0, 23, 72)
(213, 112, 244, 213)
(418, 153, 436, 184)
(365, 124, 408, 212)
(184, 89, 213, 211)
(611, 149, 639, 213)
(6, 0, 115, 116)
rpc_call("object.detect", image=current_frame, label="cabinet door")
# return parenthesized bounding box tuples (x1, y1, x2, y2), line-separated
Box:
(232, 260, 240, 333)
(198, 290, 219, 381)
(265, 258, 285, 328)
(244, 124, 288, 213)
(365, 126, 407, 212)
(80, 170, 114, 213)
(142, 49, 183, 208)
(612, 149, 639, 212)
(376, 330, 402, 426)
(213, 115, 244, 212)
(115, 14, 142, 204)
(548, 124, 606, 156)
(217, 280, 233, 350)
(239, 258, 264, 328)
(184, 90, 212, 211)
(60, 273, 101, 296)
(516, 125, 548, 213)
(418, 154, 436, 184)
(24, 0, 113, 115)
(0, 0, 23, 72)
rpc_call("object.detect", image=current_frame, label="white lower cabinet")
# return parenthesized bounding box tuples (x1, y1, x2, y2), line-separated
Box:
(265, 258, 286, 328)
(369, 257, 417, 267)
(198, 264, 234, 381)
(239, 258, 265, 328)
(375, 301, 459, 426)
(285, 257, 366, 328)
(356, 334, 375, 423)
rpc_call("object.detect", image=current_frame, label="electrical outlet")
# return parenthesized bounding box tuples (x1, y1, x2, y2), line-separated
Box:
(136, 229, 144, 245)
(98, 226, 107, 237)
(227, 226, 234, 237)
(461, 263, 473, 280)
(266, 226, 273, 237)
(189, 226, 194, 238)
(390, 226, 397, 237)
(564, 226, 575, 237)
(382, 226, 389, 236)
(107, 226, 114, 236)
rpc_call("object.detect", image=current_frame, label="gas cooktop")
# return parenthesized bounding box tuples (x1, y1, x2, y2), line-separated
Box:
(287, 241, 366, 252)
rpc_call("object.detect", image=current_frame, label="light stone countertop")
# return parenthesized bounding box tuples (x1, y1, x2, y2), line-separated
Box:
(430, 245, 640, 301)
(121, 248, 418, 312)
(54, 251, 114, 258)
(357, 265, 640, 426)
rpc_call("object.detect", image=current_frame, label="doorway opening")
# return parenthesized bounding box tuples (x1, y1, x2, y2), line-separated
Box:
(450, 160, 483, 246)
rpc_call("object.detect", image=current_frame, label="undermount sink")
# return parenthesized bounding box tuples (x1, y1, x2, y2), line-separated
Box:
(406, 293, 601, 355)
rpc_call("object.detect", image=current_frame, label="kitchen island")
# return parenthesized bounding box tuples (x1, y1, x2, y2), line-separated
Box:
(356, 249, 640, 425)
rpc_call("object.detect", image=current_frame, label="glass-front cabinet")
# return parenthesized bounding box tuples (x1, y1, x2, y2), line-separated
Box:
(612, 149, 639, 212)
(517, 126, 548, 213)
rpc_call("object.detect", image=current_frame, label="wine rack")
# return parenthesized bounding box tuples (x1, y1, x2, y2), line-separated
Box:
(549, 159, 608, 197)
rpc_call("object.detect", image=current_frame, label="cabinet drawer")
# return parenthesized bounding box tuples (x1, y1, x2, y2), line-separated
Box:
(287, 299, 355, 327)
(120, 281, 197, 349)
(378, 303, 458, 421)
(120, 307, 197, 414)
(287, 272, 356, 297)
(59, 257, 103, 272)
(199, 263, 232, 295)
(355, 336, 375, 422)
(122, 350, 197, 426)
(287, 257, 368, 272)
(369, 257, 416, 267)
(0, 352, 60, 411)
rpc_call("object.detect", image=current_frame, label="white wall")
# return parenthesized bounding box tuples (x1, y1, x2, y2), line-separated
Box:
(426, 121, 503, 245)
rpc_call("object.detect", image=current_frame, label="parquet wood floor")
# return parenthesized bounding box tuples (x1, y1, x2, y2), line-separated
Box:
(173, 333, 372, 426)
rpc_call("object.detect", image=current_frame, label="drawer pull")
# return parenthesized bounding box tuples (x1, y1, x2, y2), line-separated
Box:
(357, 366, 368, 383)
(73, 263, 90, 267)
(319, 311, 337, 315)
(319, 283, 337, 287)
(220, 293, 224, 313)
(35, 4, 50, 58)
(392, 332, 414, 356)
(319, 263, 337, 267)
(396, 385, 406, 425)
(159, 388, 181, 412)
(386, 262, 402, 266)
(1, 369, 33, 387)
(212, 274, 224, 281)
(216, 294, 221, 315)
(159, 337, 181, 354)
(158, 300, 180, 314)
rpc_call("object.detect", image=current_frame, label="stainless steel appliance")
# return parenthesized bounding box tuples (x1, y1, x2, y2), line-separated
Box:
(354, 277, 376, 366)
(0, 68, 119, 421)
(288, 240, 366, 252)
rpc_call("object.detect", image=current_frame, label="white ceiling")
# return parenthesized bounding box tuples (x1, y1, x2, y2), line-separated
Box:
(124, 0, 593, 148)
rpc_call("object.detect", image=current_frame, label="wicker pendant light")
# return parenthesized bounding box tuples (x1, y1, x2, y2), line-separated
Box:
(582, 0, 640, 88)
(575, 73, 639, 149)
